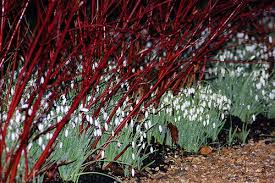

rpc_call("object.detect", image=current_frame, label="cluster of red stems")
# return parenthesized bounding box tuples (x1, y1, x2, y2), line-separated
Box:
(0, 0, 273, 182)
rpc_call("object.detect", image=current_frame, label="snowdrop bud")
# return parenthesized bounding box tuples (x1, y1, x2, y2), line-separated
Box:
(132, 153, 135, 160)
(131, 169, 135, 177)
(221, 113, 225, 120)
(38, 137, 43, 146)
(104, 123, 108, 131)
(80, 107, 89, 112)
(101, 151, 105, 159)
(255, 83, 261, 90)
(159, 125, 163, 133)
(252, 115, 256, 122)
(145, 111, 149, 119)
(269, 92, 275, 100)
(132, 141, 135, 148)
(40, 77, 44, 84)
(150, 147, 154, 153)
(59, 142, 63, 149)
(64, 129, 69, 137)
(38, 124, 44, 131)
(27, 143, 32, 151)
(22, 104, 29, 109)
(28, 108, 32, 116)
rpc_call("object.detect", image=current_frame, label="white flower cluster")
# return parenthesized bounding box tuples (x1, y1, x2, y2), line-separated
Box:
(161, 86, 231, 126)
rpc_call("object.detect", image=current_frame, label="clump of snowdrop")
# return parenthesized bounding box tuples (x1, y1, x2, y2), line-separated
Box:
(147, 84, 231, 152)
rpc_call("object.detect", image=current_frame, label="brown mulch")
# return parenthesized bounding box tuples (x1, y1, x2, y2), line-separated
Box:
(126, 139, 275, 183)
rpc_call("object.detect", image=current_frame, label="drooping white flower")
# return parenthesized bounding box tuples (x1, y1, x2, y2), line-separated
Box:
(150, 147, 154, 153)
(38, 137, 43, 146)
(80, 107, 89, 112)
(64, 129, 69, 137)
(269, 92, 275, 100)
(158, 125, 162, 133)
(131, 168, 135, 177)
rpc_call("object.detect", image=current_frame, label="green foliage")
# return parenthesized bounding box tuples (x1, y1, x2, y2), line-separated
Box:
(148, 85, 231, 153)
(50, 124, 94, 182)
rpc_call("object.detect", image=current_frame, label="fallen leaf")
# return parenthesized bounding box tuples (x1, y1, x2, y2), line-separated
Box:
(199, 146, 212, 155)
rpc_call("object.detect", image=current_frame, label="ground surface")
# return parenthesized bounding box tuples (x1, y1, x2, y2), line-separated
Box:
(125, 139, 274, 183)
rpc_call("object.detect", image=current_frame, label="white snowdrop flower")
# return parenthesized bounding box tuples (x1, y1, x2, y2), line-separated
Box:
(130, 106, 134, 111)
(104, 123, 108, 130)
(131, 169, 135, 177)
(80, 107, 89, 112)
(262, 90, 266, 96)
(44, 102, 49, 109)
(221, 113, 225, 120)
(64, 106, 69, 113)
(96, 128, 102, 136)
(140, 135, 144, 142)
(203, 121, 206, 126)
(213, 123, 216, 129)
(28, 108, 32, 116)
(93, 130, 97, 137)
(255, 83, 261, 90)
(71, 82, 74, 89)
(132, 153, 135, 160)
(132, 141, 135, 148)
(150, 146, 154, 153)
(22, 104, 29, 109)
(85, 115, 90, 122)
(57, 116, 62, 122)
(64, 129, 69, 137)
(144, 122, 148, 130)
(255, 95, 259, 101)
(15, 114, 21, 123)
(143, 132, 146, 139)
(158, 125, 162, 133)
(142, 143, 146, 149)
(252, 114, 256, 121)
(132, 68, 135, 73)
(221, 67, 226, 77)
(111, 130, 115, 136)
(146, 41, 152, 48)
(136, 125, 140, 132)
(38, 123, 44, 131)
(269, 92, 275, 100)
(11, 132, 16, 141)
(145, 111, 149, 119)
(114, 117, 119, 126)
(40, 77, 44, 84)
(38, 137, 43, 146)
(103, 112, 108, 120)
(247, 105, 251, 110)
(56, 106, 61, 113)
(62, 98, 66, 106)
(59, 142, 63, 149)
(101, 151, 105, 159)
(27, 143, 32, 151)
(206, 119, 210, 126)
(46, 133, 51, 140)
